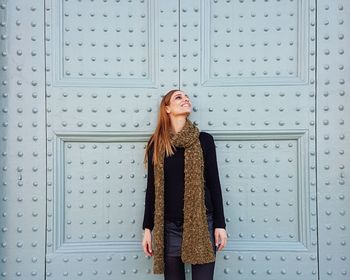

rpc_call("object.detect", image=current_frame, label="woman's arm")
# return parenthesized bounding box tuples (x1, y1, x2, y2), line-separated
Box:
(204, 133, 226, 229)
(142, 147, 155, 231)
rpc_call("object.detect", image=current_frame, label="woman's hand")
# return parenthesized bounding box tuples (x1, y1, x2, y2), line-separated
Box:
(214, 228, 227, 251)
(142, 228, 153, 257)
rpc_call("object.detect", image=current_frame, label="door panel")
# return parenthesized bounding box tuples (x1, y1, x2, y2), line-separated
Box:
(45, 0, 318, 278)
(179, 0, 317, 279)
(45, 0, 179, 278)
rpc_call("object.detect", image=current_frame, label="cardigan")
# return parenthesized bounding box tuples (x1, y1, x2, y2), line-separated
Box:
(142, 131, 226, 230)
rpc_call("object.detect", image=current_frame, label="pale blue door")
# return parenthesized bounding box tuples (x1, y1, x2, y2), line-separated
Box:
(45, 0, 180, 279)
(179, 0, 318, 278)
(45, 0, 318, 279)
(3, 0, 350, 280)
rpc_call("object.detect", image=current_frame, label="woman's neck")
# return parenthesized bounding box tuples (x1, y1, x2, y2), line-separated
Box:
(169, 117, 187, 134)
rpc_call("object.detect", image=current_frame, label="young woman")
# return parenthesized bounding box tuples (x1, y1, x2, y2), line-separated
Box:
(141, 89, 228, 280)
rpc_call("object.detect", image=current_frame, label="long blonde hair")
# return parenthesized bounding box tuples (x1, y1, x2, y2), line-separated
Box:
(143, 89, 186, 168)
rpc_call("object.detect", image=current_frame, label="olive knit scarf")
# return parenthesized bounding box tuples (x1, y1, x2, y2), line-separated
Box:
(152, 118, 215, 274)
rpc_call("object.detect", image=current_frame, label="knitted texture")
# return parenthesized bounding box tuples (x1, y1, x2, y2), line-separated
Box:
(152, 118, 215, 274)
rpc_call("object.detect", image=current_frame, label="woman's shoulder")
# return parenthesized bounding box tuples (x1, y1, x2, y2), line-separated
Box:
(199, 131, 214, 143)
(199, 131, 215, 150)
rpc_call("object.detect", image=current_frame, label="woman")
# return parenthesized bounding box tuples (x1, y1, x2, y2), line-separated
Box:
(141, 89, 228, 280)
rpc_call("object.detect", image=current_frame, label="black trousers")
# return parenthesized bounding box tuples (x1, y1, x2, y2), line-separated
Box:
(164, 256, 215, 280)
(164, 213, 217, 280)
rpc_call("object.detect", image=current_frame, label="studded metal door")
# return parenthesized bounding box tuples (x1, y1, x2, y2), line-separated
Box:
(1, 0, 350, 280)
(44, 0, 180, 279)
(179, 0, 318, 279)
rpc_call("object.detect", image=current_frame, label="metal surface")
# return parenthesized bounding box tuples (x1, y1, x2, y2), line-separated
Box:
(0, 0, 349, 279)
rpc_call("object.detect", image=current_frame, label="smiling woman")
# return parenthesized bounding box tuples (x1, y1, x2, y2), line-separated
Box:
(164, 91, 192, 133)
(141, 89, 227, 279)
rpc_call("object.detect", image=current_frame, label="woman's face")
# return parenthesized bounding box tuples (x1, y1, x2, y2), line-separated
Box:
(165, 91, 192, 117)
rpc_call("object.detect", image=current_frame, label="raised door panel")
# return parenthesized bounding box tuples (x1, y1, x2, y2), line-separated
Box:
(45, 0, 179, 278)
(179, 1, 318, 279)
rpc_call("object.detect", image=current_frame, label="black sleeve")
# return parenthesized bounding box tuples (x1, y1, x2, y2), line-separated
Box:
(204, 134, 226, 229)
(142, 147, 155, 231)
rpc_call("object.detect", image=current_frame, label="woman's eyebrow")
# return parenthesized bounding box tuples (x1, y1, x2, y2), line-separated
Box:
(174, 93, 188, 98)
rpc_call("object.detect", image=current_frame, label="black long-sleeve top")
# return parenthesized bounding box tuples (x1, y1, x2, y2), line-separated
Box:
(142, 131, 226, 230)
